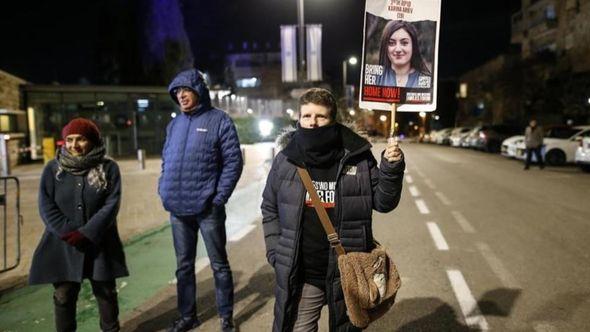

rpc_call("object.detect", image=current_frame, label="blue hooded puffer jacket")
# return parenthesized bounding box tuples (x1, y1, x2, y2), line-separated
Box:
(159, 69, 243, 216)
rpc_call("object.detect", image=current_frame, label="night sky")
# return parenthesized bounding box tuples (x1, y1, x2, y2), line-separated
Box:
(0, 0, 520, 85)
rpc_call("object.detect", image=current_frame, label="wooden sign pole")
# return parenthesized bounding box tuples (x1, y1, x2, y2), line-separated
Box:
(389, 103, 397, 143)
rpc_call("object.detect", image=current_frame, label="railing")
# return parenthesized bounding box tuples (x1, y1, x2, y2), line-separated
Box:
(0, 177, 22, 273)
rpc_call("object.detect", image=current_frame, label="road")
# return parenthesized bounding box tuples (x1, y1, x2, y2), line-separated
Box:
(367, 142, 590, 331)
(2, 142, 590, 331)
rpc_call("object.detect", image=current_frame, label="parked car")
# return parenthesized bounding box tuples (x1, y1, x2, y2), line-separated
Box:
(515, 125, 590, 165)
(575, 136, 590, 172)
(464, 126, 483, 148)
(449, 127, 472, 147)
(435, 128, 454, 145)
(474, 124, 522, 153)
(501, 135, 524, 158)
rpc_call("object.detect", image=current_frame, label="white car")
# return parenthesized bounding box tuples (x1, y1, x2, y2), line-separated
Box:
(435, 128, 453, 145)
(501, 135, 524, 158)
(514, 125, 590, 165)
(449, 127, 472, 147)
(575, 137, 590, 172)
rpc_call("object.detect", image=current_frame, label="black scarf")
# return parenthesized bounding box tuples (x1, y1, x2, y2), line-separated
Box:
(293, 123, 344, 167)
(57, 145, 106, 175)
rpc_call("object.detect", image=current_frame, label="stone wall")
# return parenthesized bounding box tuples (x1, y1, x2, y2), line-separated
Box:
(0, 69, 26, 110)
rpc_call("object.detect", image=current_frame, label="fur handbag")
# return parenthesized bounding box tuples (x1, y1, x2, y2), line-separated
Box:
(297, 167, 401, 329)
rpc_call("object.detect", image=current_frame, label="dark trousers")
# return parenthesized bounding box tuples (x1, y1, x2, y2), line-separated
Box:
(525, 146, 544, 168)
(53, 280, 119, 332)
(171, 204, 234, 320)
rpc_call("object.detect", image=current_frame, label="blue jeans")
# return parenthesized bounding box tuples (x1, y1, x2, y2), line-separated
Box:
(171, 205, 234, 319)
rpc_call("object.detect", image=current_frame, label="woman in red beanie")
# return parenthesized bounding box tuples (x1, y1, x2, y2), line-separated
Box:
(29, 117, 128, 332)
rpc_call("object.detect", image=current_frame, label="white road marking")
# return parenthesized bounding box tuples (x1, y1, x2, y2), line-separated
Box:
(476, 242, 519, 288)
(447, 270, 489, 330)
(434, 191, 452, 205)
(426, 222, 449, 251)
(451, 210, 476, 233)
(405, 175, 414, 184)
(408, 185, 420, 197)
(424, 178, 436, 189)
(415, 199, 430, 214)
(415, 169, 426, 178)
(229, 224, 256, 242)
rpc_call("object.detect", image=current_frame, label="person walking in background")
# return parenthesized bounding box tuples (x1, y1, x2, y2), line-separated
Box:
(524, 119, 545, 170)
(158, 69, 243, 332)
(261, 88, 405, 331)
(29, 118, 128, 332)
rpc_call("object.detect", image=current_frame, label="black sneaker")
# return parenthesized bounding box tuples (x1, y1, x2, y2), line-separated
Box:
(168, 316, 200, 332)
(220, 317, 235, 332)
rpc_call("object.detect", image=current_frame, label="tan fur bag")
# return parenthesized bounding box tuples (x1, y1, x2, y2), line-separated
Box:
(337, 243, 401, 328)
(297, 167, 401, 329)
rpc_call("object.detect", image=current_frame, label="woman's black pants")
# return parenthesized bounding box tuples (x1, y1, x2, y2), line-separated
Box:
(53, 280, 120, 332)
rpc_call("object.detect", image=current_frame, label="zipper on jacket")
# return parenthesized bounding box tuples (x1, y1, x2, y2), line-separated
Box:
(289, 185, 306, 278)
(177, 115, 193, 190)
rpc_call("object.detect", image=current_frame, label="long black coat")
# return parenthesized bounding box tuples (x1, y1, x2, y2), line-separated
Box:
(261, 126, 405, 331)
(29, 159, 128, 284)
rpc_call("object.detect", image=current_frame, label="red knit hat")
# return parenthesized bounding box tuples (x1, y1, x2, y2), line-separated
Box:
(61, 118, 101, 145)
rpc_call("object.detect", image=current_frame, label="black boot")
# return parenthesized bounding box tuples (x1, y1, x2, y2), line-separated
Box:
(220, 316, 235, 332)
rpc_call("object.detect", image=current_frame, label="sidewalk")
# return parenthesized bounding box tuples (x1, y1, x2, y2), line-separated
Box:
(0, 143, 272, 293)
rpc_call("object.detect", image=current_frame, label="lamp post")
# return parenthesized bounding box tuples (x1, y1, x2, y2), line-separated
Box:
(297, 0, 305, 82)
(342, 56, 358, 106)
(419, 111, 427, 135)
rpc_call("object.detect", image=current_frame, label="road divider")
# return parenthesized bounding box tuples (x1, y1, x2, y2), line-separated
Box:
(434, 191, 452, 206)
(451, 210, 476, 233)
(476, 242, 519, 288)
(424, 178, 436, 189)
(447, 270, 489, 331)
(426, 222, 449, 251)
(414, 199, 430, 214)
(408, 185, 420, 197)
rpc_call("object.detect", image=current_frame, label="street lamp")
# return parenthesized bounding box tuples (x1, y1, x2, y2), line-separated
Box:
(419, 111, 427, 134)
(342, 56, 358, 98)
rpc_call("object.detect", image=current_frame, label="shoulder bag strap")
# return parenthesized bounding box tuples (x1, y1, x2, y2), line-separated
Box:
(296, 167, 346, 256)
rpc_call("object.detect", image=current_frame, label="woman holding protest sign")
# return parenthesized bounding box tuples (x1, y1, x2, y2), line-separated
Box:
(261, 88, 405, 331)
(29, 118, 128, 332)
(376, 20, 431, 88)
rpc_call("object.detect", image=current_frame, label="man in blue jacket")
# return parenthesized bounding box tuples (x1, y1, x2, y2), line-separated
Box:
(159, 69, 243, 332)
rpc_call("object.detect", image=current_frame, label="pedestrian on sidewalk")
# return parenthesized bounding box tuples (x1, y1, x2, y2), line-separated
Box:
(29, 118, 128, 332)
(159, 69, 243, 332)
(261, 88, 405, 332)
(524, 118, 545, 170)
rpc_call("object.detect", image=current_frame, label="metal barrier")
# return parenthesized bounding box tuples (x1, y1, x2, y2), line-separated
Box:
(0, 177, 22, 273)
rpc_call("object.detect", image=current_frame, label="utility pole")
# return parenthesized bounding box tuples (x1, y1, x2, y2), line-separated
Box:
(297, 0, 306, 83)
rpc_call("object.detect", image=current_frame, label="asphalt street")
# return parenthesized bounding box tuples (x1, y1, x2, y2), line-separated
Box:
(120, 142, 590, 332)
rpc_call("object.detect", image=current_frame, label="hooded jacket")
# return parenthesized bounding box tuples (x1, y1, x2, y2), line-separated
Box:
(159, 69, 243, 215)
(261, 124, 405, 331)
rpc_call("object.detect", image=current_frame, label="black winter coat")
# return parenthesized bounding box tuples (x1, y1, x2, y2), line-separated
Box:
(29, 159, 128, 284)
(261, 125, 405, 331)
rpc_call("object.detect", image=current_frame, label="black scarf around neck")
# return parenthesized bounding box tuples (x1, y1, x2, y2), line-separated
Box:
(293, 123, 344, 167)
